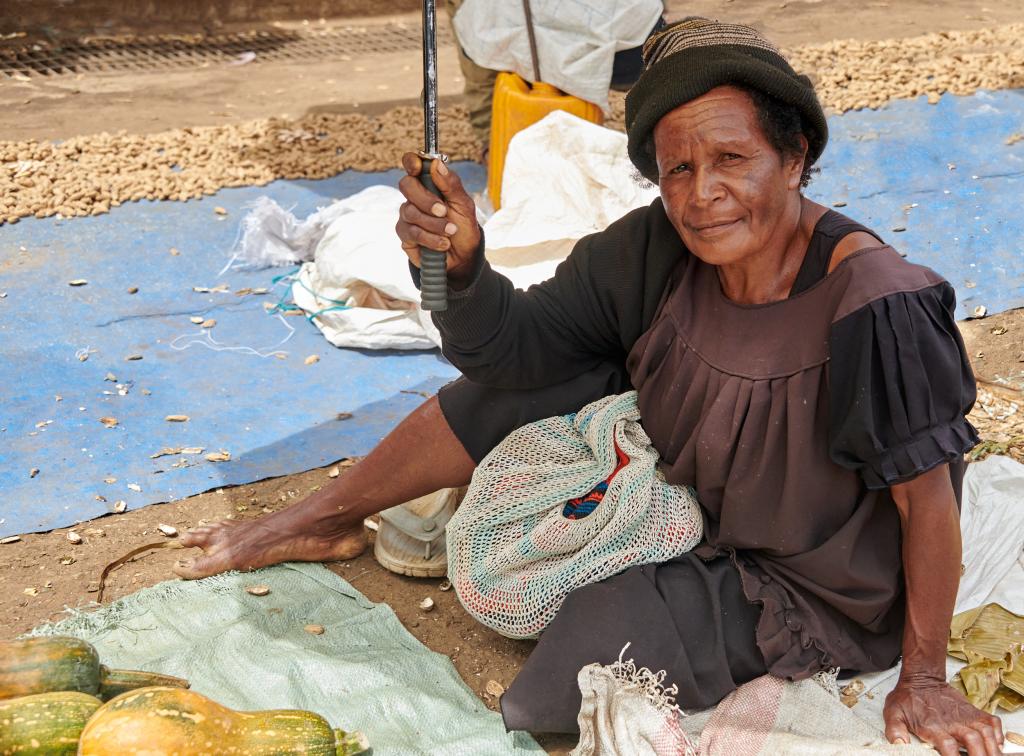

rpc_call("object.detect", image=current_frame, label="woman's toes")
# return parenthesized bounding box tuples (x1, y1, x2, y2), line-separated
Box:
(172, 553, 232, 580)
(171, 558, 200, 579)
(179, 528, 214, 547)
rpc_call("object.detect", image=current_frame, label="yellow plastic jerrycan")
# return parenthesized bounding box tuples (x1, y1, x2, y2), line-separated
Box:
(487, 72, 604, 209)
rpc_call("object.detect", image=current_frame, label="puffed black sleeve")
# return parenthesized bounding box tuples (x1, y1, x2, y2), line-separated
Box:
(828, 282, 979, 489)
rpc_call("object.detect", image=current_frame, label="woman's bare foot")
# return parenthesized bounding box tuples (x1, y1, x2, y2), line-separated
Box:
(171, 396, 475, 580)
(172, 498, 368, 579)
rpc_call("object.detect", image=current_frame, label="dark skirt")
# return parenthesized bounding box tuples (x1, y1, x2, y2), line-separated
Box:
(438, 369, 767, 734)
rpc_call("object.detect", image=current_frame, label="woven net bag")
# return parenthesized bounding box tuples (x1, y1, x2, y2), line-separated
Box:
(447, 390, 704, 639)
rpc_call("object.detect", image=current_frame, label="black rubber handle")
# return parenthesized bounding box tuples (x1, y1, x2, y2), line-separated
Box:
(419, 158, 448, 311)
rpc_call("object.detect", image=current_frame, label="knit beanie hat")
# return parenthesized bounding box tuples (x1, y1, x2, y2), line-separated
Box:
(625, 17, 828, 183)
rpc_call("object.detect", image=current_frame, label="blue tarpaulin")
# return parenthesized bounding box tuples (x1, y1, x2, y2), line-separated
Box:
(808, 89, 1024, 318)
(0, 165, 482, 538)
(2, 90, 1023, 538)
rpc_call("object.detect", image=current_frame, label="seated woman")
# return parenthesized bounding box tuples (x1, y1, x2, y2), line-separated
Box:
(173, 17, 1003, 755)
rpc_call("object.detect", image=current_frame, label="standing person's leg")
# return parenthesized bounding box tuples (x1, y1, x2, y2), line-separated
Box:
(445, 0, 497, 155)
(174, 363, 632, 579)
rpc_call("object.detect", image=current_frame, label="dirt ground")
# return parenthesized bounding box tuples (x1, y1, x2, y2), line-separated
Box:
(2, 2, 1024, 753)
(2, 0, 1023, 143)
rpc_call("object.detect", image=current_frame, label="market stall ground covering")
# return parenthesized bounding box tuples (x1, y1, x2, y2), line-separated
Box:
(0, 163, 483, 539)
(28, 562, 542, 755)
(2, 90, 1024, 539)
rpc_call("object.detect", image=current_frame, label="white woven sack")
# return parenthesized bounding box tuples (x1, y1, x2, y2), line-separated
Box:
(447, 391, 703, 639)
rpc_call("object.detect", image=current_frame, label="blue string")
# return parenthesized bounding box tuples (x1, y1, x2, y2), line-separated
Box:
(305, 305, 351, 322)
(267, 266, 303, 315)
(266, 265, 352, 320)
(268, 266, 299, 286)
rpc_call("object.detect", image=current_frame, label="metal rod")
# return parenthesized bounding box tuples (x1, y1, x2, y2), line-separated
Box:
(421, 0, 439, 157)
(418, 0, 447, 311)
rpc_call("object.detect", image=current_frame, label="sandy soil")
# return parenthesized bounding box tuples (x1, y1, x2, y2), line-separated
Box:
(2, 2, 1024, 753)
(0, 465, 534, 702)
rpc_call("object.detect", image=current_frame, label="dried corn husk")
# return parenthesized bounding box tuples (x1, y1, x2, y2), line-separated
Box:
(955, 653, 1011, 711)
(949, 603, 1024, 661)
(1004, 654, 1024, 698)
(990, 687, 1024, 713)
(948, 603, 1024, 713)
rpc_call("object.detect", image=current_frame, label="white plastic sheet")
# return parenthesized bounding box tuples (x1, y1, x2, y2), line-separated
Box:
(452, 0, 663, 113)
(289, 111, 657, 351)
(291, 186, 442, 350)
(490, 111, 659, 249)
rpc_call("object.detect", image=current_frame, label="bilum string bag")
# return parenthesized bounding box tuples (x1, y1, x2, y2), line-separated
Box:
(447, 391, 703, 639)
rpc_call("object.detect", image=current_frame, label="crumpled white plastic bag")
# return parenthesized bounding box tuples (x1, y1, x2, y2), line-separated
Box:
(291, 186, 442, 351)
(231, 194, 358, 269)
(287, 111, 658, 351)
(489, 111, 659, 249)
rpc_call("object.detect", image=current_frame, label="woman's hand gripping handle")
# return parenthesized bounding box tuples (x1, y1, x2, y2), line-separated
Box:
(396, 153, 483, 302)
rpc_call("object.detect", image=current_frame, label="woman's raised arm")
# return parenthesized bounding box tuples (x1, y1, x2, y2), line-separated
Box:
(396, 152, 677, 390)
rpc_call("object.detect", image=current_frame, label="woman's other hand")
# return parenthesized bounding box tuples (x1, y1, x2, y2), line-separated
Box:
(396, 152, 482, 289)
(886, 464, 1004, 755)
(884, 678, 1003, 755)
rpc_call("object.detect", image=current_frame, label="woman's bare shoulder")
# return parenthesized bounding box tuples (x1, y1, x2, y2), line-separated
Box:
(827, 231, 886, 273)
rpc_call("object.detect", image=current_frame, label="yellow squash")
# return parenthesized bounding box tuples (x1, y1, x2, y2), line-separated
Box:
(0, 636, 189, 701)
(78, 686, 369, 755)
(0, 690, 102, 755)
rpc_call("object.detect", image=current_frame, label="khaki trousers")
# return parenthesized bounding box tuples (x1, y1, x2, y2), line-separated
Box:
(445, 0, 498, 146)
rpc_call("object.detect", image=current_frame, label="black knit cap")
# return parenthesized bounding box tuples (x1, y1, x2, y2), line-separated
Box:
(625, 17, 828, 183)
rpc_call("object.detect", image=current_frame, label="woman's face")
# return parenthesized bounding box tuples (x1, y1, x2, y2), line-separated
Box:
(653, 86, 806, 266)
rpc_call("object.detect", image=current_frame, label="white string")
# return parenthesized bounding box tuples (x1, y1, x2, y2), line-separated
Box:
(609, 642, 683, 715)
(168, 312, 296, 359)
(217, 251, 240, 277)
(216, 213, 250, 276)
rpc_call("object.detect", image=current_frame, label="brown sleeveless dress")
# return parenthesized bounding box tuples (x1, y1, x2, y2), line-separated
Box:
(627, 218, 976, 682)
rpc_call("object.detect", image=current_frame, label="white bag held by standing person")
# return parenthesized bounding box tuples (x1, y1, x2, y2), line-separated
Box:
(452, 0, 664, 113)
(447, 391, 704, 639)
